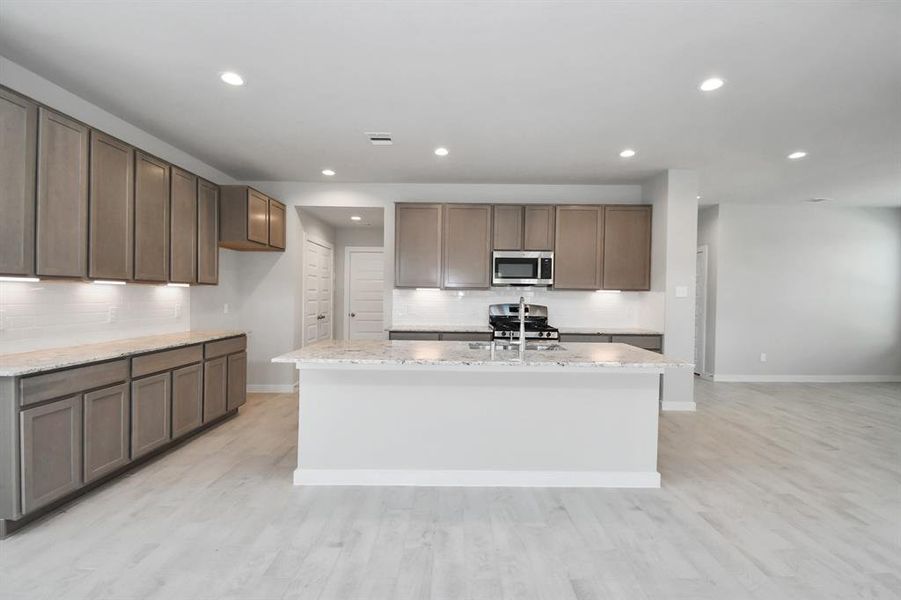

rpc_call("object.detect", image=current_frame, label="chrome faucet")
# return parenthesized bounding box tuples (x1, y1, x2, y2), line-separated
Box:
(518, 296, 527, 359)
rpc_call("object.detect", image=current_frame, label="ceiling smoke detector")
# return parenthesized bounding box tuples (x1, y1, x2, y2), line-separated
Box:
(365, 132, 393, 146)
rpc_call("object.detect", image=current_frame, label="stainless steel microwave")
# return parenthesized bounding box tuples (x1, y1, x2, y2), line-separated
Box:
(492, 251, 554, 286)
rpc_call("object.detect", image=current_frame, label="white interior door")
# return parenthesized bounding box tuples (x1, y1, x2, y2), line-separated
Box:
(304, 239, 333, 345)
(695, 246, 708, 375)
(346, 249, 384, 340)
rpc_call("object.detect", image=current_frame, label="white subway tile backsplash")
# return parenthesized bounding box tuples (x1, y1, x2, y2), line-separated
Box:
(0, 281, 190, 353)
(392, 288, 664, 330)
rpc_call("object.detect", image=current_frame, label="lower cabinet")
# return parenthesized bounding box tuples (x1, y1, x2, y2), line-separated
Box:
(20, 395, 83, 513)
(559, 334, 613, 343)
(131, 372, 171, 459)
(83, 383, 130, 483)
(227, 352, 247, 411)
(389, 331, 492, 341)
(203, 357, 228, 423)
(171, 363, 203, 439)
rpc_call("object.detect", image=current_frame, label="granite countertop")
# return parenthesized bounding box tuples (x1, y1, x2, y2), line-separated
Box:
(387, 325, 493, 333)
(273, 340, 690, 370)
(0, 330, 246, 377)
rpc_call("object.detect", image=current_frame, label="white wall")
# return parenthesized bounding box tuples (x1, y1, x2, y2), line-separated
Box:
(0, 57, 234, 354)
(697, 205, 719, 375)
(711, 204, 901, 381)
(333, 227, 385, 340)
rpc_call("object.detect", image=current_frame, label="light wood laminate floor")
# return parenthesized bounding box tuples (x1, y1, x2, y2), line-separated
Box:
(1, 380, 899, 600)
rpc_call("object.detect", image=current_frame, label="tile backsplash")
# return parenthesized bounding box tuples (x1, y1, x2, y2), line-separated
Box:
(0, 281, 190, 353)
(392, 288, 664, 330)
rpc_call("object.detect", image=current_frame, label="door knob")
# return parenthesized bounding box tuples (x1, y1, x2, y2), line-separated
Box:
(350, 313, 356, 317)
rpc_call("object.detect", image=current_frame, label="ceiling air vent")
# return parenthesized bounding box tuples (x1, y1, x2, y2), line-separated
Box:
(365, 132, 393, 146)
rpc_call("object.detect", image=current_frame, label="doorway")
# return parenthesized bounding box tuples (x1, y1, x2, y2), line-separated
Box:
(344, 247, 385, 340)
(695, 245, 708, 376)
(303, 238, 333, 345)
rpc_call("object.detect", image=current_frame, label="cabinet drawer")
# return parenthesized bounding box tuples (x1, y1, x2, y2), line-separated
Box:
(132, 345, 202, 378)
(389, 331, 440, 341)
(559, 334, 612, 343)
(204, 336, 246, 359)
(20, 359, 128, 407)
(439, 332, 493, 342)
(611, 335, 662, 350)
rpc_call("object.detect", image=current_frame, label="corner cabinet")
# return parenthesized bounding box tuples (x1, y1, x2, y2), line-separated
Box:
(395, 203, 443, 288)
(219, 186, 286, 251)
(0, 88, 37, 277)
(442, 204, 492, 289)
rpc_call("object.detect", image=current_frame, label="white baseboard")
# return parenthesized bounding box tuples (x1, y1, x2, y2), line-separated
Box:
(712, 374, 901, 383)
(247, 384, 297, 393)
(293, 468, 661, 488)
(661, 401, 697, 412)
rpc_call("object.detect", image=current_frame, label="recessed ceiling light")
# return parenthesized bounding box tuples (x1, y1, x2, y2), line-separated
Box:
(787, 151, 807, 160)
(350, 215, 362, 221)
(619, 149, 636, 158)
(434, 147, 449, 157)
(220, 71, 244, 86)
(321, 169, 336, 176)
(699, 77, 725, 92)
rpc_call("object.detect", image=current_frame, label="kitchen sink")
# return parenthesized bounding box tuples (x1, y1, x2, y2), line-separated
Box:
(468, 342, 566, 351)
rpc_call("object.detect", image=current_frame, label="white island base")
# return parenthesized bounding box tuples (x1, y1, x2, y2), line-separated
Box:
(293, 365, 662, 488)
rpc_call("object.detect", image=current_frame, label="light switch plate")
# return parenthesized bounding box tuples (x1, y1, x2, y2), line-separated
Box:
(675, 286, 689, 298)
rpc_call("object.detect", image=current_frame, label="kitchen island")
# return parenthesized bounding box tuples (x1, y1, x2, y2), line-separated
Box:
(273, 340, 689, 488)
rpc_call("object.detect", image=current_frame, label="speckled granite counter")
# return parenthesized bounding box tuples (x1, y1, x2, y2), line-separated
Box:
(0, 330, 246, 377)
(273, 339, 687, 370)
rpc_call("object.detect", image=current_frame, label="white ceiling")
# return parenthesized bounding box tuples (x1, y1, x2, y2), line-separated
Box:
(300, 206, 384, 229)
(1, 1, 899, 206)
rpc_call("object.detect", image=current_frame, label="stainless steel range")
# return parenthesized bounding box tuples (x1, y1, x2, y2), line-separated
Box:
(488, 303, 559, 341)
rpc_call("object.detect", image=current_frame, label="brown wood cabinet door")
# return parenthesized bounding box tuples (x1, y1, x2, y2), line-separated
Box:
(523, 205, 556, 250)
(492, 205, 523, 250)
(89, 131, 134, 280)
(131, 372, 171, 459)
(196, 179, 219, 284)
(134, 152, 170, 282)
(268, 199, 286, 249)
(443, 204, 492, 289)
(36, 108, 89, 278)
(226, 352, 247, 411)
(203, 357, 227, 423)
(170, 167, 197, 283)
(603, 205, 652, 291)
(172, 363, 203, 439)
(83, 383, 130, 483)
(247, 189, 269, 245)
(20, 395, 82, 513)
(395, 203, 443, 288)
(553, 206, 603, 290)
(0, 88, 37, 276)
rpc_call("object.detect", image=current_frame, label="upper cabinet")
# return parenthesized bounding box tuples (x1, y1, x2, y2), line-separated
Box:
(0, 88, 37, 277)
(492, 205, 523, 250)
(443, 204, 492, 289)
(395, 203, 443, 288)
(219, 186, 286, 251)
(134, 152, 170, 282)
(88, 131, 134, 281)
(268, 198, 286, 250)
(196, 179, 219, 285)
(553, 206, 604, 290)
(603, 205, 652, 291)
(36, 108, 89, 278)
(169, 167, 197, 283)
(523, 205, 555, 251)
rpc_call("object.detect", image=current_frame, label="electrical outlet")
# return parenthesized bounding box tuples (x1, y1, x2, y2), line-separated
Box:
(174, 303, 181, 318)
(223, 303, 230, 314)
(108, 307, 118, 323)
(675, 286, 689, 298)
(760, 352, 767, 363)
